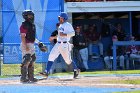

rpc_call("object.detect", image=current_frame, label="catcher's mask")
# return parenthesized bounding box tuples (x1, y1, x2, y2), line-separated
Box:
(58, 12, 68, 22)
(22, 10, 34, 23)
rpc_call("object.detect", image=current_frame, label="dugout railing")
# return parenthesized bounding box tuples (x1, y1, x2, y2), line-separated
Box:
(113, 41, 140, 70)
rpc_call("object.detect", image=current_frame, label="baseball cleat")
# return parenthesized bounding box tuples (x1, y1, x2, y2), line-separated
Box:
(39, 72, 48, 78)
(20, 78, 29, 83)
(29, 78, 38, 82)
(73, 69, 80, 79)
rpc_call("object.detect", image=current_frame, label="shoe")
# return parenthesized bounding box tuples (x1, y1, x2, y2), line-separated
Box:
(20, 78, 29, 83)
(39, 72, 48, 77)
(30, 78, 38, 82)
(73, 69, 80, 79)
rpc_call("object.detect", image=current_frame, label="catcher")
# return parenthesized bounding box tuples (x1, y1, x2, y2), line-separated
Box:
(20, 10, 47, 83)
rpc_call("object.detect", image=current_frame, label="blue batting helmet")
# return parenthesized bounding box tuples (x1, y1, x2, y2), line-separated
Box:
(58, 12, 68, 21)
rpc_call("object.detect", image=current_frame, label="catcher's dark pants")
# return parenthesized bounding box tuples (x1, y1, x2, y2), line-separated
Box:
(21, 53, 36, 81)
(20, 43, 36, 81)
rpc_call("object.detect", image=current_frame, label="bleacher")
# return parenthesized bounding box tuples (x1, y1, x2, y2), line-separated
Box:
(64, 0, 140, 70)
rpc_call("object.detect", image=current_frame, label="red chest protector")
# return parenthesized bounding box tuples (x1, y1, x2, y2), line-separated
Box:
(22, 21, 36, 42)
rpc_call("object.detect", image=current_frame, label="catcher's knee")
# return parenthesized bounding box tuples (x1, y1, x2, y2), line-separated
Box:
(22, 54, 31, 65)
(28, 63, 34, 68)
(31, 53, 36, 62)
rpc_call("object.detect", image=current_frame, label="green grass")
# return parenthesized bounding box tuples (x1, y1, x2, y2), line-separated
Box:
(1, 65, 140, 85)
(52, 70, 140, 76)
(82, 70, 140, 74)
(1, 63, 43, 76)
(1, 63, 140, 77)
(50, 70, 140, 85)
(123, 79, 140, 84)
(113, 90, 140, 93)
(101, 79, 140, 84)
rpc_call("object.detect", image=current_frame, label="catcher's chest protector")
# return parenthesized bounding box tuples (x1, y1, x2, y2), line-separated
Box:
(22, 21, 36, 42)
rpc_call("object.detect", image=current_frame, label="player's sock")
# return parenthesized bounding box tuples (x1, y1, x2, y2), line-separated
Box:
(72, 61, 78, 70)
(45, 61, 53, 74)
(73, 61, 80, 78)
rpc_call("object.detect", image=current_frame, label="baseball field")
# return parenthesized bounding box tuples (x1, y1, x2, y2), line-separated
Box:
(0, 67, 140, 93)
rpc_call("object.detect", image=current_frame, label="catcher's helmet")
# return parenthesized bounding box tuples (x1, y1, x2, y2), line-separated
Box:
(22, 10, 34, 23)
(58, 12, 68, 21)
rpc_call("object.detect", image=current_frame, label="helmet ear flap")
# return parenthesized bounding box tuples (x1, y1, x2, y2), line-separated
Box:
(22, 13, 27, 20)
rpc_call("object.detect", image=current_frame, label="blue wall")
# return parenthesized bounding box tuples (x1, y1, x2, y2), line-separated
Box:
(2, 0, 62, 63)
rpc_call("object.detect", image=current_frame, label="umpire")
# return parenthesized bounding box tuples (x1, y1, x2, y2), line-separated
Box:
(20, 10, 38, 83)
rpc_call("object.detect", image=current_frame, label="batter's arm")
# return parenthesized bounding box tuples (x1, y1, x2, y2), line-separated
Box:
(60, 31, 75, 37)
(67, 31, 75, 37)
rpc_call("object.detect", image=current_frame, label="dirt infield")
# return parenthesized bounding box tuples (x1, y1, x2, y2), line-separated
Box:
(0, 75, 140, 88)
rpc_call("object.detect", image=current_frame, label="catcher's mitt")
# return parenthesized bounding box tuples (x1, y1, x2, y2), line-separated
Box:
(38, 42, 48, 52)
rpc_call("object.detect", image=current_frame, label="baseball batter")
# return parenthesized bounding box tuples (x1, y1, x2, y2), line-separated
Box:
(40, 12, 80, 78)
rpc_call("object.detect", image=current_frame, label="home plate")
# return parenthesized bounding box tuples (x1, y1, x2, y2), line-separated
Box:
(50, 75, 74, 80)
